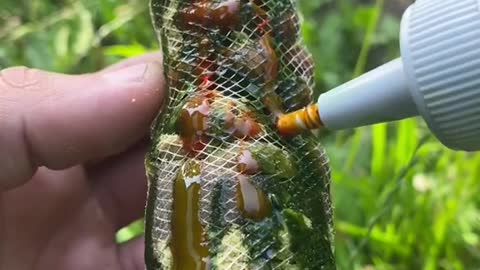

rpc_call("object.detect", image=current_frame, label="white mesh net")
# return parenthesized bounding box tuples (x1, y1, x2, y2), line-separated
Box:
(145, 0, 335, 269)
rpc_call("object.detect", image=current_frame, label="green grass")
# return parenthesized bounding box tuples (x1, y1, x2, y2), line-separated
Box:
(2, 0, 480, 269)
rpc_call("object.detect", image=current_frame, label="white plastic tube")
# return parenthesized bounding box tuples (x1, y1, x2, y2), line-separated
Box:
(318, 59, 418, 130)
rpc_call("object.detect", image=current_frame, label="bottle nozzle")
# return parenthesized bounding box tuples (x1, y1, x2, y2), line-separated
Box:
(277, 59, 417, 136)
(276, 104, 323, 136)
(317, 58, 418, 130)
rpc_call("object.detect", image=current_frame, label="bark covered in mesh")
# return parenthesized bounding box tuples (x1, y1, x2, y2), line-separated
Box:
(145, 0, 335, 269)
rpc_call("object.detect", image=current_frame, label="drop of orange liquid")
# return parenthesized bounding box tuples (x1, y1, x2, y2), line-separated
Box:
(236, 175, 272, 221)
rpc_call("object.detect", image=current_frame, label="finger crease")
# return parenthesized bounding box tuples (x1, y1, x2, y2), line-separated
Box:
(20, 113, 38, 172)
(95, 182, 123, 230)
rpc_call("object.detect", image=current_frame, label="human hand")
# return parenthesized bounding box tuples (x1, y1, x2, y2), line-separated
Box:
(0, 52, 165, 270)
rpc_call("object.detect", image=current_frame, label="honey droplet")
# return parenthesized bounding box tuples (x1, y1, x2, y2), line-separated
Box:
(178, 96, 210, 137)
(179, 0, 241, 30)
(231, 115, 263, 139)
(237, 149, 260, 174)
(171, 161, 210, 270)
(236, 175, 271, 221)
(223, 102, 263, 139)
(177, 96, 211, 154)
(210, 0, 241, 27)
(259, 35, 279, 84)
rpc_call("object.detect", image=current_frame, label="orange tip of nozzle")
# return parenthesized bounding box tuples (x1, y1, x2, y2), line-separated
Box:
(276, 104, 323, 136)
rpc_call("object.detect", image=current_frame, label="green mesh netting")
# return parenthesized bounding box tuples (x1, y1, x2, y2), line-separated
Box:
(145, 0, 335, 269)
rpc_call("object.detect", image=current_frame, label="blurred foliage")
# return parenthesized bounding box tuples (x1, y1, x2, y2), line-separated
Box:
(2, 0, 480, 269)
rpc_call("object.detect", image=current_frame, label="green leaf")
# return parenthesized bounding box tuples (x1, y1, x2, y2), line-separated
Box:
(72, 3, 94, 57)
(104, 44, 150, 58)
(54, 25, 70, 57)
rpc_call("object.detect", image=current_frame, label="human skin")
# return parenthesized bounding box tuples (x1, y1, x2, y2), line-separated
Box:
(0, 52, 165, 270)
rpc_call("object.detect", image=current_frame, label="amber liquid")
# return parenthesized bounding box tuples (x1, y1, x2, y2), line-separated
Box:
(236, 175, 271, 221)
(171, 163, 209, 270)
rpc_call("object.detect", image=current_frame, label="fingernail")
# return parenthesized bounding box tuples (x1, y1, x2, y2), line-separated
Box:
(102, 62, 163, 85)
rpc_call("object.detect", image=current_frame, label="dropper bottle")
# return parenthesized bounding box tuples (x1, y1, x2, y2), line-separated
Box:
(278, 0, 480, 151)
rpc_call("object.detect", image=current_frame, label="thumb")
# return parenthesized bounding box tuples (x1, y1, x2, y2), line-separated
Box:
(0, 61, 165, 190)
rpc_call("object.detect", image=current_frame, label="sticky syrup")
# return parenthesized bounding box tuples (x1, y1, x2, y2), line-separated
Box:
(236, 175, 272, 221)
(237, 149, 260, 174)
(171, 161, 210, 270)
(223, 102, 263, 139)
(179, 0, 241, 29)
(177, 96, 210, 154)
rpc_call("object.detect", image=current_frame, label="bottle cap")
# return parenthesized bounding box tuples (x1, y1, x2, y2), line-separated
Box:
(318, 0, 480, 151)
(399, 0, 480, 151)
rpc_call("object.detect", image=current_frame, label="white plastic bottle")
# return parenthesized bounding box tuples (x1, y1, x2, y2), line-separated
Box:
(315, 0, 480, 151)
